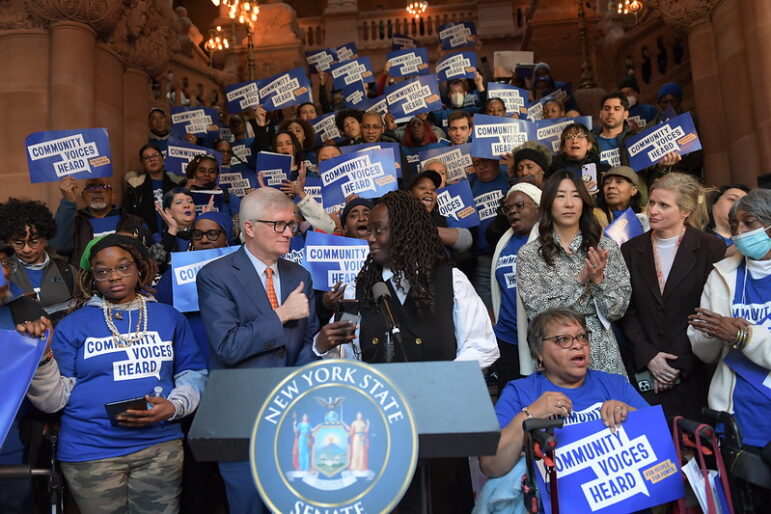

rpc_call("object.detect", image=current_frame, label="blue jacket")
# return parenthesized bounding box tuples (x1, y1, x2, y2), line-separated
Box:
(196, 246, 319, 369)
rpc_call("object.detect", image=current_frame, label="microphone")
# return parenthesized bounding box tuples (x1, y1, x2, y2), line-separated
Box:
(371, 282, 402, 362)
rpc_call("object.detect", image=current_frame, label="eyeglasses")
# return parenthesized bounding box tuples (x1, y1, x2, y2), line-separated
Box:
(142, 153, 163, 161)
(191, 229, 224, 241)
(9, 237, 44, 250)
(92, 261, 137, 281)
(502, 201, 530, 215)
(0, 259, 17, 272)
(542, 332, 590, 348)
(84, 184, 112, 193)
(564, 133, 588, 141)
(253, 219, 300, 235)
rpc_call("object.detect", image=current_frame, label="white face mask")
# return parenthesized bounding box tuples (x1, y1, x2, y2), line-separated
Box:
(450, 92, 465, 108)
(626, 95, 638, 108)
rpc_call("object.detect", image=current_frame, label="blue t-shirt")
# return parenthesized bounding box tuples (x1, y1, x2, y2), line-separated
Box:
(494, 233, 530, 345)
(22, 267, 44, 298)
(730, 260, 771, 447)
(495, 370, 649, 429)
(88, 215, 121, 238)
(52, 301, 206, 462)
(597, 136, 621, 167)
(471, 174, 509, 255)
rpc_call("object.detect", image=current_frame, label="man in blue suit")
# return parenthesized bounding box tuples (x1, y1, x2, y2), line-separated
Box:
(197, 187, 319, 513)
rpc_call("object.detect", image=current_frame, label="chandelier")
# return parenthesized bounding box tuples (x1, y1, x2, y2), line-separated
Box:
(205, 25, 229, 52)
(406, 0, 428, 18)
(211, 0, 260, 29)
(614, 0, 643, 15)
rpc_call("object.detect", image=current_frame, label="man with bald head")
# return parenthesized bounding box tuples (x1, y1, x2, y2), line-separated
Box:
(50, 177, 146, 265)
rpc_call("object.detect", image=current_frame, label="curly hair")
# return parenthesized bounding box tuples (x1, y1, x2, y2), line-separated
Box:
(76, 242, 157, 308)
(356, 191, 450, 314)
(537, 170, 602, 266)
(272, 130, 304, 163)
(278, 118, 316, 152)
(0, 198, 57, 241)
(184, 154, 219, 180)
(334, 109, 363, 134)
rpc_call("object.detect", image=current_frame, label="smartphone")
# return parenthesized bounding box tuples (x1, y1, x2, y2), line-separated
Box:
(582, 163, 597, 192)
(635, 370, 680, 393)
(334, 299, 359, 323)
(104, 397, 148, 426)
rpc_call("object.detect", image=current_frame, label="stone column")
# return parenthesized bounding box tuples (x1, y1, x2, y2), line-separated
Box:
(686, 20, 730, 187)
(49, 21, 96, 129)
(738, 0, 771, 181)
(95, 44, 125, 201)
(123, 68, 151, 176)
(711, 0, 761, 186)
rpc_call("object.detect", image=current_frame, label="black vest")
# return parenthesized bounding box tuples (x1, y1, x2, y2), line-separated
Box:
(357, 264, 457, 363)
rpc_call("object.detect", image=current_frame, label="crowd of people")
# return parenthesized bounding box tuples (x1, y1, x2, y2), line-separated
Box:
(0, 55, 769, 514)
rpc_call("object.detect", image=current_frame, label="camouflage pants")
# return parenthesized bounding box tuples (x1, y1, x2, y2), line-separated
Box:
(61, 439, 183, 514)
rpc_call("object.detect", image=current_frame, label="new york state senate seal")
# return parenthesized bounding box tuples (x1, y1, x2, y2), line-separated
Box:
(250, 360, 418, 514)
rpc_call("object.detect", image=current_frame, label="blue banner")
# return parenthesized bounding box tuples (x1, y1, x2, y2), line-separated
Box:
(624, 112, 702, 171)
(535, 116, 593, 153)
(362, 95, 389, 116)
(319, 149, 398, 210)
(330, 57, 375, 90)
(258, 68, 313, 112)
(301, 232, 369, 290)
(311, 113, 344, 147)
(472, 114, 535, 159)
(305, 48, 336, 73)
(165, 138, 223, 177)
(537, 406, 684, 514)
(385, 74, 442, 118)
(225, 80, 260, 113)
(171, 247, 239, 312)
(436, 181, 480, 228)
(418, 143, 474, 183)
(170, 106, 219, 137)
(604, 208, 645, 247)
(341, 142, 403, 178)
(435, 52, 477, 81)
(342, 83, 368, 109)
(190, 190, 225, 215)
(231, 137, 256, 169)
(392, 34, 417, 50)
(487, 83, 530, 118)
(0, 330, 47, 448)
(438, 21, 476, 50)
(256, 151, 292, 189)
(386, 48, 430, 77)
(26, 128, 112, 183)
(335, 42, 358, 63)
(219, 167, 257, 197)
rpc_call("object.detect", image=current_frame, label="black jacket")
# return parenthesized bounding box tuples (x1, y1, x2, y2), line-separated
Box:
(123, 170, 183, 234)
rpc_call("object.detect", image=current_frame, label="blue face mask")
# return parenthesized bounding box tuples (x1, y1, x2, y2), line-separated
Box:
(733, 225, 771, 259)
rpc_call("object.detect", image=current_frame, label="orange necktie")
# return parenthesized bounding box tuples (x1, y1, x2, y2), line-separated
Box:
(265, 268, 279, 310)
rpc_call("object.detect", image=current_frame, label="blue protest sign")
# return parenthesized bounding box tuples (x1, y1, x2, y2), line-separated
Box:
(219, 168, 257, 197)
(231, 137, 256, 169)
(225, 80, 260, 113)
(487, 83, 530, 118)
(342, 83, 368, 109)
(335, 42, 358, 62)
(604, 208, 645, 247)
(300, 176, 324, 208)
(392, 34, 417, 50)
(0, 270, 5, 287)
(435, 52, 477, 81)
(472, 114, 535, 159)
(330, 57, 375, 90)
(436, 181, 480, 228)
(385, 74, 442, 118)
(0, 330, 46, 448)
(660, 106, 677, 123)
(535, 116, 592, 153)
(311, 113, 344, 146)
(624, 112, 701, 171)
(362, 95, 389, 116)
(301, 232, 369, 290)
(258, 68, 313, 112)
(438, 21, 476, 49)
(527, 100, 544, 121)
(305, 48, 336, 73)
(419, 143, 474, 183)
(319, 149, 398, 209)
(26, 128, 112, 183)
(171, 247, 239, 312)
(256, 151, 292, 189)
(386, 48, 430, 77)
(341, 142, 403, 178)
(165, 138, 223, 176)
(538, 406, 684, 514)
(170, 106, 219, 137)
(283, 234, 306, 265)
(190, 190, 225, 215)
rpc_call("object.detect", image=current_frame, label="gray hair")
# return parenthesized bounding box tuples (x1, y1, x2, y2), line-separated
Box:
(422, 159, 447, 174)
(729, 188, 771, 226)
(239, 188, 296, 235)
(527, 308, 587, 361)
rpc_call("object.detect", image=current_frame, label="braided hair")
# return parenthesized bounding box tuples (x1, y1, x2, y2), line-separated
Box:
(356, 191, 449, 314)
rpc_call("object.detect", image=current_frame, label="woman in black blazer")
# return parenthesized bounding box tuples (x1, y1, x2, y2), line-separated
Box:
(620, 173, 725, 421)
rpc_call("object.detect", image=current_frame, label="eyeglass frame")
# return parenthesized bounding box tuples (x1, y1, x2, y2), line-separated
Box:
(191, 229, 225, 241)
(8, 237, 45, 250)
(251, 219, 300, 235)
(83, 184, 113, 193)
(141, 152, 164, 161)
(542, 332, 590, 349)
(91, 261, 137, 281)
